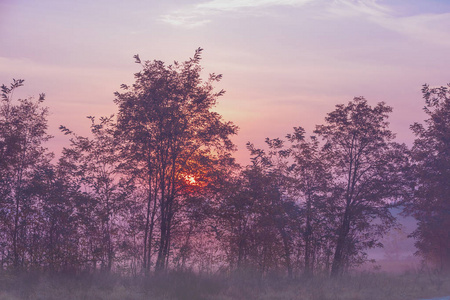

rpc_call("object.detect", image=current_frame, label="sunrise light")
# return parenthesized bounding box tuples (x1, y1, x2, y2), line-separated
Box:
(185, 174, 198, 185)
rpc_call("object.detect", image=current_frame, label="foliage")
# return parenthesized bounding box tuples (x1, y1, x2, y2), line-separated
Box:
(114, 48, 238, 272)
(213, 160, 301, 276)
(1, 58, 445, 280)
(59, 116, 133, 271)
(314, 97, 409, 276)
(407, 83, 450, 270)
(287, 129, 334, 275)
(0, 79, 52, 269)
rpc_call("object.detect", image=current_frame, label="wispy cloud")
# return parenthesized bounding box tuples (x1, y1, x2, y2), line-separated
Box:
(161, 0, 450, 47)
(379, 13, 450, 47)
(195, 0, 312, 11)
(328, 0, 392, 18)
(328, 0, 450, 47)
(161, 0, 315, 27)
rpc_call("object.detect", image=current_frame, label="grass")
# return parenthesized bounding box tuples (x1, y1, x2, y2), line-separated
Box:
(0, 269, 449, 300)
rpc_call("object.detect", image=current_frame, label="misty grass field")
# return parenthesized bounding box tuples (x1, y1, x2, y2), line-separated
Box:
(1, 270, 449, 300)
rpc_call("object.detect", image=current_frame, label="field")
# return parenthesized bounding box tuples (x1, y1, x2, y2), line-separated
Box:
(1, 270, 449, 300)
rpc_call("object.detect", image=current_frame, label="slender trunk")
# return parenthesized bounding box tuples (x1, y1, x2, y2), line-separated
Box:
(143, 154, 153, 273)
(104, 191, 113, 272)
(281, 231, 292, 278)
(331, 209, 351, 277)
(156, 217, 166, 271)
(12, 136, 27, 269)
(304, 192, 313, 276)
(49, 218, 55, 271)
(13, 198, 20, 267)
(160, 196, 173, 271)
(156, 162, 167, 272)
(164, 156, 178, 270)
(181, 222, 194, 269)
(331, 136, 357, 277)
(143, 190, 151, 272)
(237, 221, 245, 268)
(107, 224, 113, 271)
(146, 174, 158, 271)
(156, 153, 177, 271)
(164, 224, 171, 269)
(13, 171, 24, 268)
(275, 212, 292, 278)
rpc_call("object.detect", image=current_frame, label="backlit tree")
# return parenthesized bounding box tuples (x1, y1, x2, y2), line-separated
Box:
(407, 84, 450, 270)
(114, 48, 237, 272)
(314, 97, 409, 276)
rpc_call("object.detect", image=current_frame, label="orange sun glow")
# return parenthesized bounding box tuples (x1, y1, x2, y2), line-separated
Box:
(185, 175, 197, 185)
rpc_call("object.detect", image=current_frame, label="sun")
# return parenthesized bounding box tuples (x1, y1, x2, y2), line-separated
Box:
(185, 174, 197, 185)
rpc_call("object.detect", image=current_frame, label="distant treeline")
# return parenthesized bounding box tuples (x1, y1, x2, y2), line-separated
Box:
(0, 49, 448, 277)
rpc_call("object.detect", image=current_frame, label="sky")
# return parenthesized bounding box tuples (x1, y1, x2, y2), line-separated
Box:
(2, 0, 448, 269)
(1, 0, 450, 164)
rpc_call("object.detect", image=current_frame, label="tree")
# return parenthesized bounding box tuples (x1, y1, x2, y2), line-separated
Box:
(314, 97, 409, 276)
(25, 162, 81, 271)
(114, 48, 237, 272)
(407, 83, 450, 270)
(214, 163, 300, 277)
(59, 116, 133, 272)
(0, 79, 52, 269)
(212, 139, 302, 277)
(287, 127, 333, 276)
(246, 139, 302, 277)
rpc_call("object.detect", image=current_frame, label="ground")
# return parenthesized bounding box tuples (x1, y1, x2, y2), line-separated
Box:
(1, 270, 450, 300)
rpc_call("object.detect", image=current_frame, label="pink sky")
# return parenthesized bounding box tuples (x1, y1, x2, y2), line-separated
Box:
(1, 0, 450, 164)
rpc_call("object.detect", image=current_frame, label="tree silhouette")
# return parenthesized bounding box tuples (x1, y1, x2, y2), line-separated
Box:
(59, 116, 132, 271)
(25, 162, 80, 271)
(287, 128, 333, 276)
(0, 79, 52, 268)
(407, 83, 450, 270)
(315, 97, 409, 276)
(1, 71, 440, 280)
(114, 48, 237, 272)
(214, 160, 300, 276)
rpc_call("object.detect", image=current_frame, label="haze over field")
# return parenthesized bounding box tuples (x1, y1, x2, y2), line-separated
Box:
(1, 0, 450, 164)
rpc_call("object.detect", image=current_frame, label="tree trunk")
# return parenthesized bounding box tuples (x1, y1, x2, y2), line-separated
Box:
(155, 167, 167, 272)
(304, 193, 313, 277)
(146, 188, 157, 272)
(12, 193, 20, 268)
(331, 210, 351, 277)
(143, 189, 152, 272)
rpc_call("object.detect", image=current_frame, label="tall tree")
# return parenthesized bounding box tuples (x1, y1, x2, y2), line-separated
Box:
(213, 140, 301, 276)
(287, 127, 333, 276)
(114, 48, 237, 272)
(60, 116, 132, 272)
(0, 79, 52, 268)
(407, 83, 450, 270)
(247, 139, 301, 277)
(314, 97, 408, 276)
(25, 162, 81, 271)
